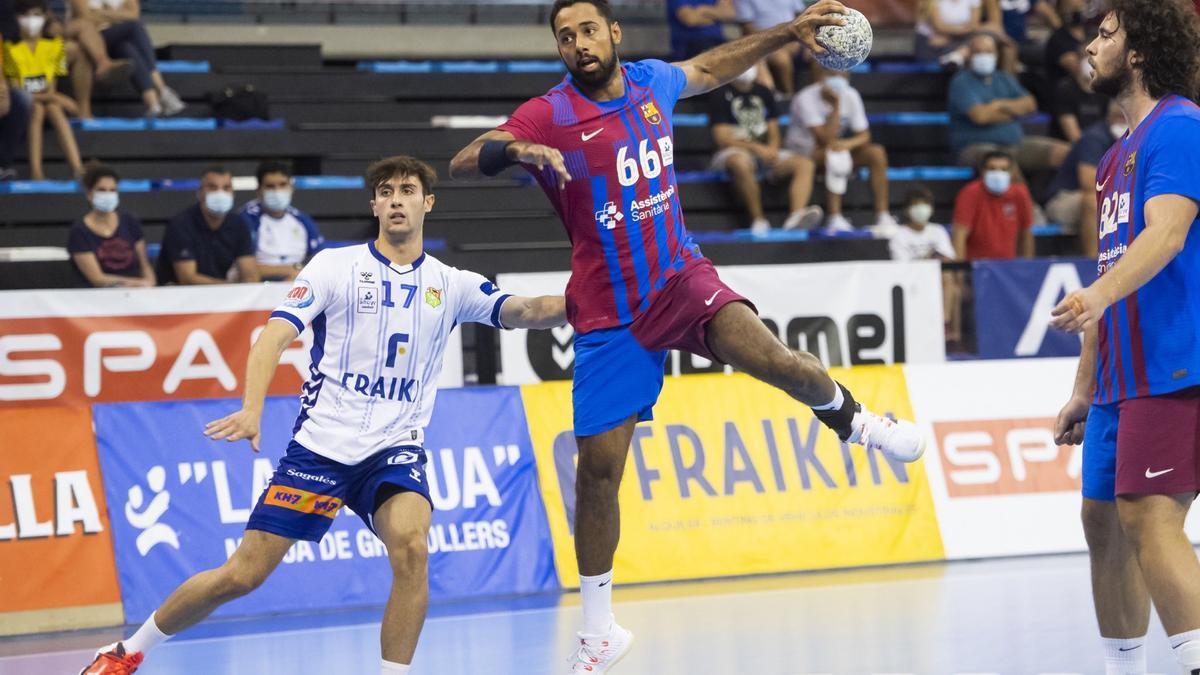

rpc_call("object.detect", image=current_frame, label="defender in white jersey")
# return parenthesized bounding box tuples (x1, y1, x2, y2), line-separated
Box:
(81, 156, 567, 675)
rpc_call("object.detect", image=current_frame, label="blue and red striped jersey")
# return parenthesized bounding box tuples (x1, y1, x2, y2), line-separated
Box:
(499, 59, 702, 333)
(1093, 94, 1200, 404)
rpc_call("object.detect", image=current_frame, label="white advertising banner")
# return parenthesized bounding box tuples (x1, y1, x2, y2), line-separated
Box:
(497, 261, 945, 384)
(907, 358, 1200, 559)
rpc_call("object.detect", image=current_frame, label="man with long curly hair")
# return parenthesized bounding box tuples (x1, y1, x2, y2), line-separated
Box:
(1049, 0, 1200, 672)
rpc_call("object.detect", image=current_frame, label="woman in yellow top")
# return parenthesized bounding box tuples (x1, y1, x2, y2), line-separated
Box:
(3, 0, 85, 180)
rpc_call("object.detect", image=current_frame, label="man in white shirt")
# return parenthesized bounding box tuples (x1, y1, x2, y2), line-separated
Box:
(787, 61, 897, 233)
(735, 0, 806, 93)
(239, 160, 325, 282)
(81, 155, 567, 675)
(888, 186, 964, 349)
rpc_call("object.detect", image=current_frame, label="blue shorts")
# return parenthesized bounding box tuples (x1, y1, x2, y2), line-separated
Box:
(572, 326, 667, 437)
(1081, 402, 1118, 501)
(246, 440, 432, 542)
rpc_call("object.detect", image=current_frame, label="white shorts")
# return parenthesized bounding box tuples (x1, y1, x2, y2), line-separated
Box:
(710, 146, 798, 175)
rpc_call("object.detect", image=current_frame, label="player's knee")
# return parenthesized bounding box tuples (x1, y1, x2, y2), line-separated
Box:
(1081, 499, 1118, 548)
(385, 529, 428, 577)
(216, 561, 269, 599)
(1115, 498, 1162, 543)
(576, 457, 623, 495)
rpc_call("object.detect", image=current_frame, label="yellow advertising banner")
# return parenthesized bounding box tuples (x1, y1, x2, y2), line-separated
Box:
(521, 367, 945, 586)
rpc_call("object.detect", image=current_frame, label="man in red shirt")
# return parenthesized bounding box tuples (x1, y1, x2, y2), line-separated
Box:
(952, 150, 1035, 259)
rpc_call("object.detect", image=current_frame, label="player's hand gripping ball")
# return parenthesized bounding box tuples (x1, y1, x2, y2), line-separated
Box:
(813, 7, 873, 71)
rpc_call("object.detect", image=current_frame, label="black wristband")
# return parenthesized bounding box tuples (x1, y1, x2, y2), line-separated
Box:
(479, 140, 517, 176)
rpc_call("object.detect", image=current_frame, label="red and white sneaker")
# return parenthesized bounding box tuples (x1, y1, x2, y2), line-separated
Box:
(568, 618, 633, 674)
(846, 405, 926, 463)
(79, 641, 143, 674)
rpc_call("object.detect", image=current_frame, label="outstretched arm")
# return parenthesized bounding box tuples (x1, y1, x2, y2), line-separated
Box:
(676, 0, 847, 98)
(449, 128, 572, 188)
(203, 318, 297, 451)
(499, 295, 568, 329)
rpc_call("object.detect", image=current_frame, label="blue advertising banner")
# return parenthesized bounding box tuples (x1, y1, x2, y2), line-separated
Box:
(973, 258, 1098, 359)
(93, 387, 558, 624)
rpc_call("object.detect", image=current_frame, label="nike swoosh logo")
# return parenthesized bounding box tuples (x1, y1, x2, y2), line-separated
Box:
(1118, 645, 1142, 652)
(598, 580, 610, 587)
(1096, 178, 1109, 191)
(1145, 467, 1175, 478)
(704, 290, 722, 306)
(581, 128, 604, 141)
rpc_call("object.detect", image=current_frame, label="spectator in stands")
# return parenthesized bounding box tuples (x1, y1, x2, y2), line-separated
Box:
(947, 33, 1068, 174)
(709, 66, 821, 235)
(952, 150, 1034, 260)
(889, 186, 964, 348)
(734, 0, 802, 94)
(59, 13, 129, 120)
(68, 163, 154, 287)
(667, 0, 734, 61)
(66, 0, 183, 117)
(787, 61, 896, 233)
(238, 160, 324, 282)
(1044, 2, 1104, 142)
(997, 0, 1060, 45)
(0, 38, 31, 180)
(3, 0, 85, 180)
(915, 0, 986, 67)
(1042, 0, 1086, 92)
(1044, 99, 1123, 258)
(157, 167, 260, 285)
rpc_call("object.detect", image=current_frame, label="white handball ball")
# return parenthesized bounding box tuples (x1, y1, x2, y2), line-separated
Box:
(813, 7, 873, 71)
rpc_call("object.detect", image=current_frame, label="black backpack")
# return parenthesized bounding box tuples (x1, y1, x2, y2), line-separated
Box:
(209, 83, 269, 121)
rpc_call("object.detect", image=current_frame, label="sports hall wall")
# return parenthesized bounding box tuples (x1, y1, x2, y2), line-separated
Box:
(12, 259, 1197, 637)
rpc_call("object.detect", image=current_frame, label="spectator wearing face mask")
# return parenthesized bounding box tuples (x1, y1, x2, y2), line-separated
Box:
(1044, 99, 1125, 258)
(888, 186, 964, 348)
(238, 160, 324, 282)
(157, 166, 260, 285)
(67, 163, 154, 287)
(948, 33, 1068, 175)
(951, 150, 1034, 260)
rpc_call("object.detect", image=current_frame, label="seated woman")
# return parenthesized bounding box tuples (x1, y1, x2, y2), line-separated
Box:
(68, 163, 156, 287)
(916, 0, 1015, 70)
(67, 0, 183, 116)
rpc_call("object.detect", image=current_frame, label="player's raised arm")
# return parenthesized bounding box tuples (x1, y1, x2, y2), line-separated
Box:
(676, 0, 847, 98)
(449, 129, 573, 189)
(498, 294, 568, 330)
(204, 317, 298, 452)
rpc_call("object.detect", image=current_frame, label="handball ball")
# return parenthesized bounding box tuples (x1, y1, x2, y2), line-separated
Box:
(814, 7, 873, 71)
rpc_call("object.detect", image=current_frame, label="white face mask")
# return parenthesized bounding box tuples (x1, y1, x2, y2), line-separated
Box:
(1109, 123, 1129, 139)
(91, 191, 119, 213)
(823, 75, 850, 94)
(971, 53, 997, 77)
(733, 65, 757, 87)
(262, 188, 292, 212)
(908, 203, 933, 225)
(204, 190, 234, 215)
(18, 15, 45, 37)
(984, 169, 1012, 195)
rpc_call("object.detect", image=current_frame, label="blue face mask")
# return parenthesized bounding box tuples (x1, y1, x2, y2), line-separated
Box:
(204, 190, 234, 215)
(262, 188, 292, 212)
(91, 191, 119, 213)
(984, 169, 1011, 195)
(971, 53, 997, 77)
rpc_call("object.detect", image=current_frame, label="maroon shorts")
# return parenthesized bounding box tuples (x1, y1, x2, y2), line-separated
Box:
(1114, 386, 1200, 496)
(629, 257, 755, 362)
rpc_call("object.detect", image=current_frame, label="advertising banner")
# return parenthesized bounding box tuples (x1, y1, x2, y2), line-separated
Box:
(92, 387, 557, 624)
(0, 407, 123, 635)
(972, 258, 1097, 359)
(0, 284, 462, 409)
(497, 261, 945, 385)
(905, 358, 1200, 559)
(521, 368, 944, 587)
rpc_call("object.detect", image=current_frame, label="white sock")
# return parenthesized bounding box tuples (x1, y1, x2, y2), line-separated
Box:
(579, 569, 614, 635)
(123, 612, 172, 655)
(381, 659, 410, 674)
(1171, 628, 1200, 671)
(810, 383, 844, 411)
(1101, 635, 1147, 675)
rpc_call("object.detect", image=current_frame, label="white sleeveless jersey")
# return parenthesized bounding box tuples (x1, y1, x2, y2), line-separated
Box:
(270, 242, 511, 465)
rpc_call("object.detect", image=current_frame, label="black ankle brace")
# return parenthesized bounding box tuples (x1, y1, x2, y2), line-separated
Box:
(812, 382, 859, 441)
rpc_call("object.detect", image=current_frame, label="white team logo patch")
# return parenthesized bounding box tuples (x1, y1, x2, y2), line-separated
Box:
(357, 285, 379, 314)
(283, 280, 315, 309)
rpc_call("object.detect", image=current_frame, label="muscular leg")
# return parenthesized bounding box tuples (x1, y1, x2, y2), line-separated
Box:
(575, 417, 638, 576)
(1082, 498, 1151, 638)
(155, 529, 294, 635)
(706, 301, 835, 406)
(723, 150, 765, 224)
(374, 490, 433, 665)
(1117, 493, 1200, 635)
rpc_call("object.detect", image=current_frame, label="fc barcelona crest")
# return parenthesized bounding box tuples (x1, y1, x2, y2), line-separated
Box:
(640, 101, 661, 125)
(1124, 151, 1137, 176)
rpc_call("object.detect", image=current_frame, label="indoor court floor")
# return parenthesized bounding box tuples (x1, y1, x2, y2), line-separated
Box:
(0, 552, 1180, 674)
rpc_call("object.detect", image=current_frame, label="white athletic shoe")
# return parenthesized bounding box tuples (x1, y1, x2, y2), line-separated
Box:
(782, 205, 824, 231)
(749, 218, 771, 236)
(825, 213, 854, 233)
(569, 619, 633, 674)
(845, 405, 926, 463)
